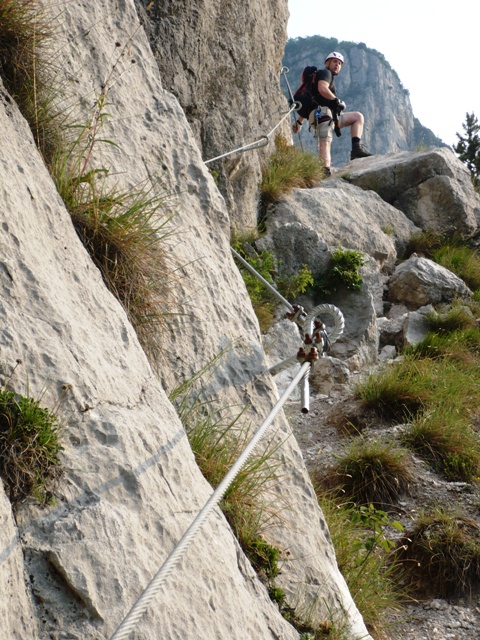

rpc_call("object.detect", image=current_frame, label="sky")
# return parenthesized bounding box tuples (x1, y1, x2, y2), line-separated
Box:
(287, 0, 479, 147)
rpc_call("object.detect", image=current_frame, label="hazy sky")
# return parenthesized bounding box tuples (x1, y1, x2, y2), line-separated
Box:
(287, 0, 479, 147)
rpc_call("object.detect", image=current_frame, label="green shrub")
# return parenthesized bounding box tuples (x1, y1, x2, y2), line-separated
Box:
(231, 239, 313, 331)
(314, 248, 365, 297)
(397, 508, 480, 598)
(317, 495, 405, 637)
(320, 438, 413, 509)
(0, 388, 63, 507)
(231, 241, 277, 331)
(260, 134, 325, 204)
(276, 264, 314, 300)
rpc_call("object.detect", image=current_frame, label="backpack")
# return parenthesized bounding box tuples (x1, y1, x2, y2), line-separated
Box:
(292, 66, 320, 119)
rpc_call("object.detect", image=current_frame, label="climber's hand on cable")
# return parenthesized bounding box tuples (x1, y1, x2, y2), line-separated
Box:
(292, 120, 302, 134)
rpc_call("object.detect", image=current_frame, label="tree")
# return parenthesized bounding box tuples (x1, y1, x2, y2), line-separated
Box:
(454, 112, 480, 188)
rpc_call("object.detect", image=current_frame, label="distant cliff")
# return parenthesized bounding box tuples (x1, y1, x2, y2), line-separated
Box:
(283, 36, 445, 166)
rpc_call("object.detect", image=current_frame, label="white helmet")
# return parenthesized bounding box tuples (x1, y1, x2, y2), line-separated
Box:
(325, 51, 344, 64)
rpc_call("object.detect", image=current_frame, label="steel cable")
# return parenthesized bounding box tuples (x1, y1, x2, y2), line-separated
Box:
(109, 361, 311, 640)
(204, 103, 298, 165)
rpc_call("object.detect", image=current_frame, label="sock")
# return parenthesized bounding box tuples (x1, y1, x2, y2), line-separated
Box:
(352, 136, 361, 148)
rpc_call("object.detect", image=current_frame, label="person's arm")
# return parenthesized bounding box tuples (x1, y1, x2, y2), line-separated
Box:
(317, 80, 336, 101)
(317, 80, 345, 112)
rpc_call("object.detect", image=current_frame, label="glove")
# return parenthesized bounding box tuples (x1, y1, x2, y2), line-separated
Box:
(335, 98, 346, 112)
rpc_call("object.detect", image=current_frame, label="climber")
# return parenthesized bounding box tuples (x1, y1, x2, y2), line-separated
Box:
(292, 51, 372, 175)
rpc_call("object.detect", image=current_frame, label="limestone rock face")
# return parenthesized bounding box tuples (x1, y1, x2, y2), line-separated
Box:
(343, 148, 480, 234)
(0, 488, 37, 639)
(0, 1, 373, 639)
(0, 76, 299, 640)
(135, 0, 291, 229)
(256, 180, 417, 367)
(388, 255, 472, 309)
(261, 180, 418, 270)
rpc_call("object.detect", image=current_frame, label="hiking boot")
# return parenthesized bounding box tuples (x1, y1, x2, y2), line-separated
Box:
(324, 167, 332, 177)
(350, 145, 373, 160)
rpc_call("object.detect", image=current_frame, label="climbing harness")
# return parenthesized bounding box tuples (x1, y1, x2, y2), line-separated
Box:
(231, 247, 344, 414)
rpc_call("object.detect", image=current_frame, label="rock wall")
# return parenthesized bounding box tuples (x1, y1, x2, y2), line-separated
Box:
(135, 0, 291, 230)
(0, 1, 372, 639)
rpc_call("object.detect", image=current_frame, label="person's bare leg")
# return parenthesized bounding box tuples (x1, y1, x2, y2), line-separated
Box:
(340, 111, 364, 138)
(319, 138, 332, 169)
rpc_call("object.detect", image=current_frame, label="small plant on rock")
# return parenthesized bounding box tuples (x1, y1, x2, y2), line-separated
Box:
(0, 387, 63, 507)
(314, 247, 365, 297)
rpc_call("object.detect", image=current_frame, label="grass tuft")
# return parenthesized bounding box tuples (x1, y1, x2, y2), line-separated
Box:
(0, 387, 62, 507)
(408, 325, 480, 363)
(0, 0, 62, 162)
(317, 494, 406, 637)
(397, 508, 480, 598)
(401, 407, 480, 482)
(260, 134, 325, 204)
(50, 97, 177, 363)
(404, 230, 444, 259)
(432, 243, 480, 292)
(172, 380, 284, 580)
(425, 303, 477, 334)
(354, 357, 431, 422)
(318, 438, 413, 509)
